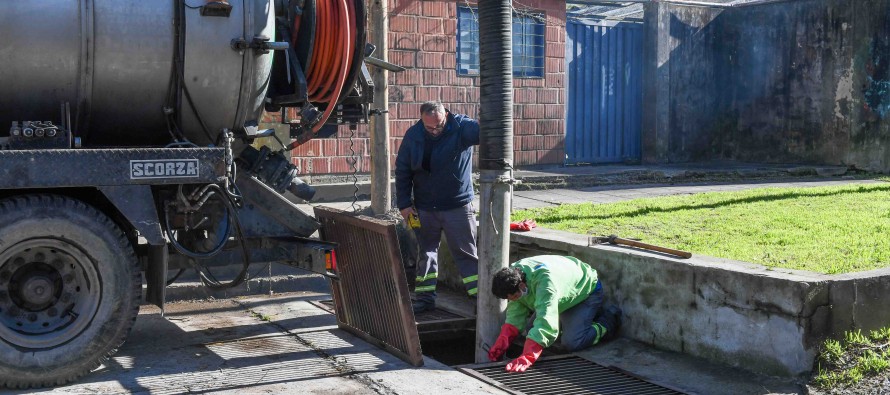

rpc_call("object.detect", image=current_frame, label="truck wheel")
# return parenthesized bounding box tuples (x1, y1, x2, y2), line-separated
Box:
(0, 195, 141, 389)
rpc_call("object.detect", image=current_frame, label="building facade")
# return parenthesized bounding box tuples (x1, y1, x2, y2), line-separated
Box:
(266, 0, 568, 176)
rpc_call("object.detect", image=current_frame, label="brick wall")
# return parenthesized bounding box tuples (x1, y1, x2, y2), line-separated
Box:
(264, 0, 567, 175)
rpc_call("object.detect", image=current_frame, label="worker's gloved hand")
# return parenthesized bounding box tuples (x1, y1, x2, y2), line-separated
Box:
(487, 324, 519, 362)
(505, 339, 544, 373)
(509, 219, 537, 232)
(399, 207, 417, 222)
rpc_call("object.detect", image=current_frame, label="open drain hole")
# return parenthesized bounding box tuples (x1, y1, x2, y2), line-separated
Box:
(420, 330, 486, 366)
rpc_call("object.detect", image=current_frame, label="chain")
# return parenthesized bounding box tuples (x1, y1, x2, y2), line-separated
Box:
(348, 125, 361, 212)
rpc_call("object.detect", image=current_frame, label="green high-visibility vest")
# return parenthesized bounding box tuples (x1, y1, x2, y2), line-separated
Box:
(505, 255, 599, 348)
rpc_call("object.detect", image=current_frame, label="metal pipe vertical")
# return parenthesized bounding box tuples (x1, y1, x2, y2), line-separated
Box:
(368, 0, 391, 215)
(476, 171, 512, 363)
(475, 0, 514, 363)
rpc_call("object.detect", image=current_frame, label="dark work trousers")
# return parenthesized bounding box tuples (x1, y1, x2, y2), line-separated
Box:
(558, 282, 614, 351)
(413, 203, 479, 304)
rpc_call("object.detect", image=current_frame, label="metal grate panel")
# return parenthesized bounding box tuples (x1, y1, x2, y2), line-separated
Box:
(459, 355, 686, 395)
(314, 206, 423, 366)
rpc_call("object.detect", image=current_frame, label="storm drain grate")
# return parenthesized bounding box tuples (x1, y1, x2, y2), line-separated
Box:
(315, 206, 423, 366)
(458, 355, 686, 395)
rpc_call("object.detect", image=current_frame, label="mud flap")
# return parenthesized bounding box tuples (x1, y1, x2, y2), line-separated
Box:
(145, 244, 168, 312)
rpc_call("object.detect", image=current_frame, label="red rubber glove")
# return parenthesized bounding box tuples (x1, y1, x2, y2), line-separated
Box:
(505, 338, 544, 373)
(487, 324, 519, 362)
(509, 219, 537, 231)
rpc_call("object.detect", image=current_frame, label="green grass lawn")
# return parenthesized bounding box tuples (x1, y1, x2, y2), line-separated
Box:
(813, 327, 890, 388)
(511, 181, 890, 274)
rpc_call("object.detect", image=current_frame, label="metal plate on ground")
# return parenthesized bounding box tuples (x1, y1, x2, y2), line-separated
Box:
(314, 206, 423, 366)
(457, 355, 686, 395)
(310, 299, 337, 315)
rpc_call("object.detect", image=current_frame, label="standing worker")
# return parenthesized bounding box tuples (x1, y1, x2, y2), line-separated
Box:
(396, 101, 480, 314)
(488, 255, 622, 372)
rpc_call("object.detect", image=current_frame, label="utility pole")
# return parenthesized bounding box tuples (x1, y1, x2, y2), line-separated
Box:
(368, 0, 391, 215)
(475, 0, 514, 363)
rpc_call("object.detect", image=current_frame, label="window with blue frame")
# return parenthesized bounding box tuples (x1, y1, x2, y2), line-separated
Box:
(456, 6, 545, 78)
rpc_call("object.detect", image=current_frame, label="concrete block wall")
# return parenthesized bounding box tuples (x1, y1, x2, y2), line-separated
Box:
(508, 228, 890, 378)
(642, 0, 890, 173)
(263, 0, 568, 176)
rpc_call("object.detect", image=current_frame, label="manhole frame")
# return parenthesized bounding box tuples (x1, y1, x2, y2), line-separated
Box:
(309, 299, 476, 341)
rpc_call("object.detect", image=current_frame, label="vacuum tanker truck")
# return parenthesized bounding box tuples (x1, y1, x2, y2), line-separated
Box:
(0, 0, 376, 388)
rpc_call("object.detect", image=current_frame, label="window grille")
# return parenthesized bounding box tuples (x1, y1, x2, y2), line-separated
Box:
(457, 6, 546, 78)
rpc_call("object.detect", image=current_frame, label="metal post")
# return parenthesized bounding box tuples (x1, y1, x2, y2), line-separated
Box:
(476, 170, 512, 363)
(368, 0, 391, 215)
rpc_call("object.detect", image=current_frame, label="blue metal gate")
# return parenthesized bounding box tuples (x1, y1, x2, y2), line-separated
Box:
(565, 18, 643, 164)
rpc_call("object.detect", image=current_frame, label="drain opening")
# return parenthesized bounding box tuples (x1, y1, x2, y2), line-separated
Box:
(420, 330, 477, 366)
(310, 299, 480, 365)
(459, 355, 686, 395)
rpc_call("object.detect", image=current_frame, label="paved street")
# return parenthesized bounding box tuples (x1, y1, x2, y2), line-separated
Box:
(14, 285, 506, 395)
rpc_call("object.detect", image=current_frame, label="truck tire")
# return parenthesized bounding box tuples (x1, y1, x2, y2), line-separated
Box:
(0, 195, 141, 389)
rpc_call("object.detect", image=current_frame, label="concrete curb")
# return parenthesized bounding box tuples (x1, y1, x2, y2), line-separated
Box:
(144, 263, 331, 304)
(509, 227, 890, 378)
(311, 181, 381, 203)
(512, 166, 854, 191)
(149, 273, 331, 304)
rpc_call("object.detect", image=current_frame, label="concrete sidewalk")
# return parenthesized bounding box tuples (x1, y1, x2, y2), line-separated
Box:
(304, 161, 861, 204)
(510, 178, 883, 210)
(302, 170, 880, 213)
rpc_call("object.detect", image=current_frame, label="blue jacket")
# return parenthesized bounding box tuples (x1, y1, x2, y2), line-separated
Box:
(395, 111, 480, 211)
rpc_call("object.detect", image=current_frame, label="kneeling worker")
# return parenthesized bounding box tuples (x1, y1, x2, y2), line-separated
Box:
(488, 255, 621, 372)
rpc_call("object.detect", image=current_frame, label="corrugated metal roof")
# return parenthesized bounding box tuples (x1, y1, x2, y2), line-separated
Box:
(662, 0, 801, 6)
(568, 2, 644, 20)
(568, 0, 803, 8)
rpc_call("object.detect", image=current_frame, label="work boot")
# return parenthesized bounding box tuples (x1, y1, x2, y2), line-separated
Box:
(600, 305, 622, 342)
(412, 299, 435, 315)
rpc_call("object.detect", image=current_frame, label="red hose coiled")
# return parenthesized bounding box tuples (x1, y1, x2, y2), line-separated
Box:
(300, 0, 356, 133)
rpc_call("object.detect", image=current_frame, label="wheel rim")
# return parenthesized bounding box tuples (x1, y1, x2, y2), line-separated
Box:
(0, 239, 101, 349)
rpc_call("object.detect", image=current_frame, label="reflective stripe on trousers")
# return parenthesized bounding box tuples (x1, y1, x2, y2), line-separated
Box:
(415, 272, 437, 294)
(415, 204, 479, 299)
